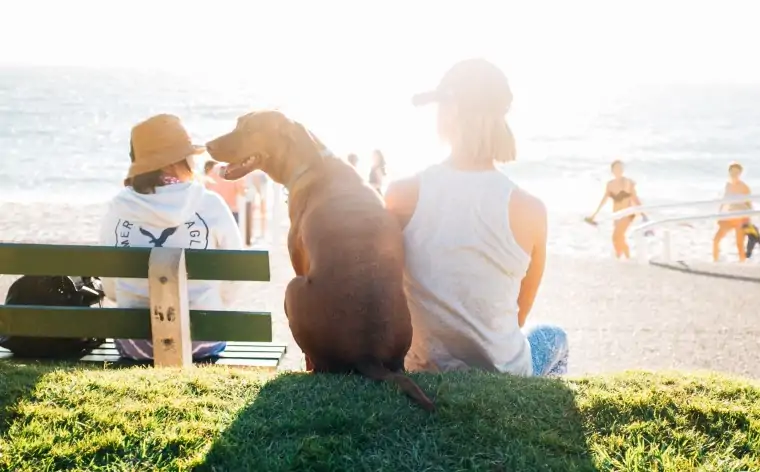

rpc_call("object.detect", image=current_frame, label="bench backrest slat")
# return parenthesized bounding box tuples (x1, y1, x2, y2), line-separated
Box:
(0, 244, 270, 281)
(0, 305, 272, 342)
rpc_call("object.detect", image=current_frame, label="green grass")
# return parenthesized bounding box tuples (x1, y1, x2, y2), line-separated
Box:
(0, 364, 757, 471)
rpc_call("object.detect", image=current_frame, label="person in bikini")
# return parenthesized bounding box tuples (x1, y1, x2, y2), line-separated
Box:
(586, 160, 642, 259)
(713, 162, 753, 262)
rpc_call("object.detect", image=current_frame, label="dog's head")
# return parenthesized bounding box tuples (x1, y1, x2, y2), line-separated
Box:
(206, 110, 328, 185)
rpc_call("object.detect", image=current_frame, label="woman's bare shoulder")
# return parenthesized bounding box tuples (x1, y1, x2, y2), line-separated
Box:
(511, 187, 547, 219)
(386, 175, 420, 203)
(509, 187, 547, 253)
(385, 174, 421, 228)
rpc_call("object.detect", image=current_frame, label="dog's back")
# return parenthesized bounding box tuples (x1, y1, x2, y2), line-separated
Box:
(297, 158, 412, 362)
(293, 169, 434, 410)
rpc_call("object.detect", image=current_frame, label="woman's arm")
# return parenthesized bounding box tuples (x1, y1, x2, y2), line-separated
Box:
(743, 182, 753, 209)
(629, 180, 641, 205)
(629, 180, 645, 216)
(516, 193, 548, 327)
(588, 188, 609, 220)
(720, 183, 730, 212)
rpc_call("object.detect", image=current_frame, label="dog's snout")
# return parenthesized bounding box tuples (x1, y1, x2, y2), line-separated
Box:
(205, 140, 216, 154)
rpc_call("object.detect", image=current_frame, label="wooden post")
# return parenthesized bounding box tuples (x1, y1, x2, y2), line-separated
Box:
(148, 247, 192, 368)
(237, 194, 247, 244)
(245, 200, 254, 246)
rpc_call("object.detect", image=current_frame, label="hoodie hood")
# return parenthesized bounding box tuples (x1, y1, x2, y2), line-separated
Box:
(110, 182, 207, 228)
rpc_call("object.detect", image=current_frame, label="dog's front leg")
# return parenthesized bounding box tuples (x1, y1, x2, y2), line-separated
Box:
(287, 227, 310, 276)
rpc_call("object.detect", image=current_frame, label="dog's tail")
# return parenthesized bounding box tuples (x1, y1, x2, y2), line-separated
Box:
(356, 360, 435, 412)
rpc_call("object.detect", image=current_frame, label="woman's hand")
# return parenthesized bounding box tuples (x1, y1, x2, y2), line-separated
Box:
(589, 189, 609, 222)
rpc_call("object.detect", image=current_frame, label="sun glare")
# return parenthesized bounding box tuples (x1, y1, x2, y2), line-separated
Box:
(3, 0, 760, 175)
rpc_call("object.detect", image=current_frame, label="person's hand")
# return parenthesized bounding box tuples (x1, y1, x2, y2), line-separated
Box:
(584, 216, 598, 226)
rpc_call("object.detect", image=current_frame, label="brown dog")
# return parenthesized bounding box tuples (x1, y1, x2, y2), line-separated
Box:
(205, 110, 434, 411)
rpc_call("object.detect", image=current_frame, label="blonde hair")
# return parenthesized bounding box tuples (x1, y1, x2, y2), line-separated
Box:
(447, 111, 516, 165)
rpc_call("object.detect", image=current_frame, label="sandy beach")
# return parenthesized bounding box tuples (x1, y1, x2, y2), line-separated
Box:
(1, 201, 758, 378)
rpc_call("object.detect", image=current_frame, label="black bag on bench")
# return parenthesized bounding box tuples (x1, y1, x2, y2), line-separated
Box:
(1, 275, 106, 358)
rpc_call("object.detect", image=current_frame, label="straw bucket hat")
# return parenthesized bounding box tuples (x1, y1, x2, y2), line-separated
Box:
(126, 114, 205, 179)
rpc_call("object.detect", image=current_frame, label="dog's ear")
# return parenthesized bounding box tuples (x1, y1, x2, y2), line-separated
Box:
(290, 121, 328, 153)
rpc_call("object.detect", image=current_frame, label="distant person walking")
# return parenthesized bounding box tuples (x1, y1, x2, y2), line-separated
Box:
(245, 170, 269, 245)
(713, 162, 753, 262)
(586, 160, 643, 259)
(204, 161, 245, 224)
(347, 153, 359, 168)
(369, 149, 387, 195)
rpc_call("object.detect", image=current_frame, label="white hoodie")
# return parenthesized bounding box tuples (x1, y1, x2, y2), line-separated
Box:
(99, 181, 243, 359)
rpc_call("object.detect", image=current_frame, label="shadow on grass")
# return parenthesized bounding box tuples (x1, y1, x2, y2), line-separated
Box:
(0, 362, 47, 438)
(198, 371, 598, 472)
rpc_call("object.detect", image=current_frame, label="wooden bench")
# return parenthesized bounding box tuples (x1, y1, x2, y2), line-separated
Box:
(0, 243, 286, 369)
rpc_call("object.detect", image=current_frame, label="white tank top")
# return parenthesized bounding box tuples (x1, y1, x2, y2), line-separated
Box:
(403, 163, 533, 375)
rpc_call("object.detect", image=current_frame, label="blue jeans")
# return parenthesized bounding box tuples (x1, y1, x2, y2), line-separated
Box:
(525, 324, 569, 376)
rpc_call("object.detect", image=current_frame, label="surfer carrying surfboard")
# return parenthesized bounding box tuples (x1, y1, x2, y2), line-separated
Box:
(585, 159, 645, 259)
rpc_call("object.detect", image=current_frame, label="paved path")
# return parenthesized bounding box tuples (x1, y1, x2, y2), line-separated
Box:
(529, 256, 760, 379)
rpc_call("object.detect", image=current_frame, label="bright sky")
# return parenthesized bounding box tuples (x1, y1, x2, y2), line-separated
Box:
(3, 0, 760, 171)
(3, 0, 760, 83)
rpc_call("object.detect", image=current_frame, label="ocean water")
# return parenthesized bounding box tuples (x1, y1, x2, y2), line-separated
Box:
(1, 66, 759, 261)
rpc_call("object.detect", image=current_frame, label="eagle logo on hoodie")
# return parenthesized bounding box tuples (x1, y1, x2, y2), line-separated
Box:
(113, 214, 210, 250)
(138, 227, 178, 247)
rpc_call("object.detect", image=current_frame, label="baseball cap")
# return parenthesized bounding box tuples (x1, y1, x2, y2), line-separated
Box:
(412, 58, 512, 115)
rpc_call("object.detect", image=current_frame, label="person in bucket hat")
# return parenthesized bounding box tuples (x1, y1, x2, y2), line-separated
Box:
(100, 114, 243, 361)
(123, 114, 206, 190)
(386, 58, 568, 377)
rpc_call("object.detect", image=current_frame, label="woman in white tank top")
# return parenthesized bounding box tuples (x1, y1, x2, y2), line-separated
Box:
(385, 58, 568, 376)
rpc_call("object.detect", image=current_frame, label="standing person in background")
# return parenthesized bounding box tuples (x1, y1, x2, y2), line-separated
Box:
(204, 160, 245, 224)
(713, 162, 752, 262)
(585, 160, 643, 259)
(245, 170, 269, 245)
(369, 149, 387, 194)
(347, 153, 359, 168)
